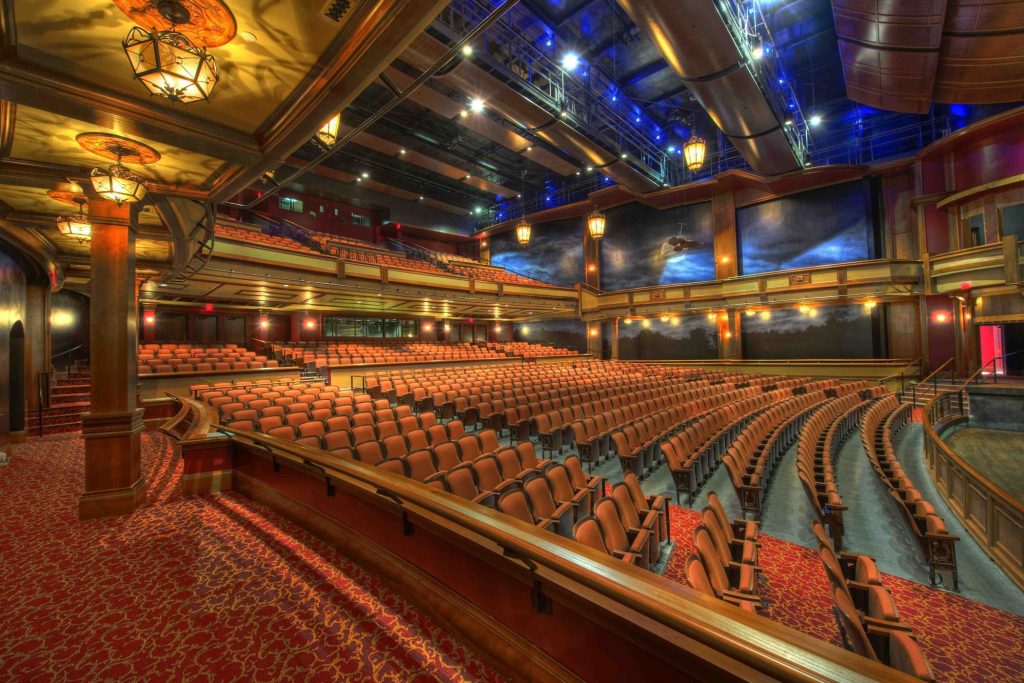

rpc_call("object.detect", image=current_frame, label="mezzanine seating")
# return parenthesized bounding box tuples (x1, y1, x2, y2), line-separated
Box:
(138, 343, 278, 374)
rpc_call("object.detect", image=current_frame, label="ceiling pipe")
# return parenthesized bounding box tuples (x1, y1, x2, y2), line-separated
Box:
(617, 0, 803, 175)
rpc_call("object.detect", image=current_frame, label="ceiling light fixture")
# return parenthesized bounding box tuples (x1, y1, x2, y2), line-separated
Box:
(586, 207, 606, 239)
(515, 218, 532, 247)
(91, 154, 148, 205)
(316, 112, 341, 147)
(122, 1, 219, 104)
(683, 135, 706, 171)
(469, 97, 485, 113)
(55, 195, 92, 242)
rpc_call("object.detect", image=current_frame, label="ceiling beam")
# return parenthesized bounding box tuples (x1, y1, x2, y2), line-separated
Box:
(0, 58, 262, 166)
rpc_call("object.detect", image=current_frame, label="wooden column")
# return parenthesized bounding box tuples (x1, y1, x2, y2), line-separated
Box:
(23, 282, 50, 412)
(718, 310, 742, 359)
(79, 199, 145, 520)
(712, 191, 738, 279)
(610, 318, 620, 360)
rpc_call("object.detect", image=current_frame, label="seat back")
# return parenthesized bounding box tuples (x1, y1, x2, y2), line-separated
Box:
(832, 587, 877, 660)
(573, 517, 609, 554)
(497, 489, 535, 524)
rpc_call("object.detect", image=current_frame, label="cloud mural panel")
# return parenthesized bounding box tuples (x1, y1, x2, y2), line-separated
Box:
(600, 202, 715, 290)
(737, 180, 877, 275)
(514, 319, 587, 353)
(489, 218, 583, 288)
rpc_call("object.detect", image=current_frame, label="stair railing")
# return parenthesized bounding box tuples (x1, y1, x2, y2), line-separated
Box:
(876, 356, 920, 397)
(954, 348, 1024, 414)
(50, 344, 86, 379)
(35, 372, 51, 437)
(910, 358, 954, 408)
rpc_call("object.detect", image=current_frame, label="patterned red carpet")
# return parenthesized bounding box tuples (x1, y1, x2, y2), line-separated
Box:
(0, 433, 503, 682)
(663, 506, 1024, 682)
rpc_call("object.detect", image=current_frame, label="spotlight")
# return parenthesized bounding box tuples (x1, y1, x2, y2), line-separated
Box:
(469, 97, 485, 113)
(459, 109, 468, 118)
(361, 171, 369, 179)
(560, 109, 569, 118)
(809, 114, 823, 127)
(751, 44, 764, 60)
(399, 148, 406, 155)
(561, 52, 579, 71)
(461, 44, 473, 57)
(586, 165, 594, 172)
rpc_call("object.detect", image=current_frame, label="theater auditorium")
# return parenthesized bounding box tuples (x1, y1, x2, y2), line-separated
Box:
(1, 0, 1024, 681)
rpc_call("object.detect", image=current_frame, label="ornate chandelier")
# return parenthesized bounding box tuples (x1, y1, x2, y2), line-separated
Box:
(91, 158, 148, 205)
(55, 196, 92, 241)
(122, 1, 219, 104)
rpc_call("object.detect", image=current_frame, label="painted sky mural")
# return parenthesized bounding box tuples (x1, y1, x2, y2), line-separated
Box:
(741, 304, 879, 359)
(600, 201, 715, 290)
(737, 180, 876, 275)
(489, 217, 583, 288)
(617, 315, 718, 360)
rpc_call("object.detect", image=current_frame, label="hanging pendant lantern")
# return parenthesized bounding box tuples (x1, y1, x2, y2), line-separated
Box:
(316, 113, 342, 147)
(55, 196, 92, 241)
(515, 218, 532, 246)
(683, 135, 706, 171)
(90, 162, 148, 205)
(586, 207, 606, 239)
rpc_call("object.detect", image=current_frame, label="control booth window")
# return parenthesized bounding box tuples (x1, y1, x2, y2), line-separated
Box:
(352, 213, 372, 227)
(324, 317, 365, 338)
(279, 196, 304, 213)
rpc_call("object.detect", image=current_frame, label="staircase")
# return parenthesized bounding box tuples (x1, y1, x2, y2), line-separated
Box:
(903, 379, 964, 408)
(28, 367, 90, 435)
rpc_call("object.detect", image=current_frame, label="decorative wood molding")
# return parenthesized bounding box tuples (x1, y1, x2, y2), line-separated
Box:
(234, 470, 580, 683)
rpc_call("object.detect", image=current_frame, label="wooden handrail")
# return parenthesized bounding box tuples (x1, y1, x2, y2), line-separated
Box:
(877, 357, 921, 389)
(922, 391, 1024, 590)
(211, 422, 914, 682)
(957, 349, 1024, 392)
(918, 358, 953, 387)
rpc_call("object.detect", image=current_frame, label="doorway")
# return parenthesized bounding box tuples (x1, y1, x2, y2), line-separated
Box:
(9, 321, 25, 435)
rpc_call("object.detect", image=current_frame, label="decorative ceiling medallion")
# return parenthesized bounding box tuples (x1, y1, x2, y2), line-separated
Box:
(47, 181, 87, 207)
(112, 0, 237, 48)
(75, 133, 161, 165)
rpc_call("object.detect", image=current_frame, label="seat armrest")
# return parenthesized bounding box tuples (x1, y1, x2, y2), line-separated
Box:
(610, 550, 641, 565)
(473, 492, 497, 507)
(864, 617, 914, 633)
(627, 529, 651, 555)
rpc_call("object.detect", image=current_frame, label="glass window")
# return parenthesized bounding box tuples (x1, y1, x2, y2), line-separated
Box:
(352, 213, 372, 227)
(401, 320, 417, 338)
(324, 317, 364, 338)
(364, 318, 383, 337)
(383, 319, 401, 338)
(279, 196, 303, 213)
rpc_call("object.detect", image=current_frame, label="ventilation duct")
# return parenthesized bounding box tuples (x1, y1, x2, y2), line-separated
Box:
(617, 0, 803, 175)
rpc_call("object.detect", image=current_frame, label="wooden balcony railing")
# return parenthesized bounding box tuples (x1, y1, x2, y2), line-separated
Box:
(922, 391, 1024, 590)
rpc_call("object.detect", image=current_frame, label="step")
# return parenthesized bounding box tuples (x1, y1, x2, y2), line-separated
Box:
(52, 383, 90, 395)
(29, 403, 89, 420)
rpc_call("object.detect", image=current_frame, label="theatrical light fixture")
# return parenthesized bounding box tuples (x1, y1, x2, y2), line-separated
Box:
(55, 195, 92, 242)
(461, 44, 473, 57)
(809, 114, 823, 127)
(683, 135, 706, 171)
(561, 52, 580, 71)
(469, 97, 485, 113)
(316, 113, 342, 147)
(91, 159, 147, 205)
(586, 207, 606, 239)
(751, 44, 764, 60)
(515, 218, 532, 246)
(122, 1, 218, 104)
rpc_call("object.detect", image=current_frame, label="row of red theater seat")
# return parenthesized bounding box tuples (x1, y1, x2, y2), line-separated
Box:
(685, 491, 764, 613)
(446, 263, 553, 287)
(485, 341, 580, 357)
(571, 472, 670, 569)
(795, 389, 883, 551)
(860, 396, 959, 589)
(718, 383, 862, 515)
(216, 225, 320, 255)
(813, 520, 936, 680)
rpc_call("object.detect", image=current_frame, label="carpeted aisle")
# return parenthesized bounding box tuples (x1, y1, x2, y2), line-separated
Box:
(0, 433, 503, 682)
(662, 506, 1024, 683)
